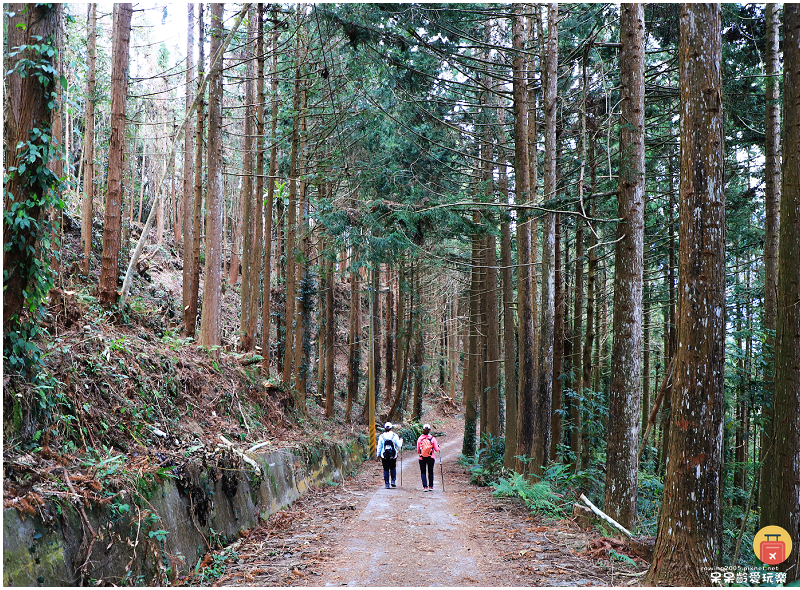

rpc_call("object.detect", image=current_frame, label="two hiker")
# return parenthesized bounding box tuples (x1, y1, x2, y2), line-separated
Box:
(377, 422, 441, 491)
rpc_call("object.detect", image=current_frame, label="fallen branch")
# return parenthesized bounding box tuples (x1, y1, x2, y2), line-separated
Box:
(217, 435, 261, 477)
(638, 358, 674, 461)
(580, 493, 633, 538)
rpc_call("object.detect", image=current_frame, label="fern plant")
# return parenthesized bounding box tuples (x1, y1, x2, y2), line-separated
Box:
(491, 472, 563, 516)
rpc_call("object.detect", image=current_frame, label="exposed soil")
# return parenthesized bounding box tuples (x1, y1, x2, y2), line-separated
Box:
(206, 418, 648, 588)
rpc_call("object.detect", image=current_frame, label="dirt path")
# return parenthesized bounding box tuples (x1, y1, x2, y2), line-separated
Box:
(313, 435, 488, 586)
(208, 424, 647, 587)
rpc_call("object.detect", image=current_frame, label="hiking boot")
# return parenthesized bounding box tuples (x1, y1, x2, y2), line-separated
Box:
(385, 483, 390, 489)
(391, 482, 396, 488)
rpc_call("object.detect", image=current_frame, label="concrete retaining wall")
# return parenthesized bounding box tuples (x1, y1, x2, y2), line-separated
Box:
(3, 438, 367, 586)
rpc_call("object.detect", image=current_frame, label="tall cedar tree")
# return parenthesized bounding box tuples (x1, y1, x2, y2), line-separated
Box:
(512, 2, 535, 471)
(187, 4, 205, 338)
(98, 4, 133, 307)
(604, 2, 645, 530)
(239, 8, 257, 351)
(646, 5, 725, 585)
(283, 26, 303, 383)
(534, 2, 558, 476)
(3, 3, 64, 326)
(81, 4, 96, 275)
(759, 1, 782, 526)
(262, 8, 279, 375)
(763, 3, 800, 581)
(182, 3, 195, 328)
(199, 3, 224, 346)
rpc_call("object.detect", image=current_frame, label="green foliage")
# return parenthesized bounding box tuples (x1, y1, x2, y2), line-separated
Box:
(491, 472, 563, 517)
(460, 434, 509, 487)
(194, 548, 239, 584)
(4, 25, 65, 388)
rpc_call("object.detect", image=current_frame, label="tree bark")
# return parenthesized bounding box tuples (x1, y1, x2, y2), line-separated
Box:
(324, 253, 336, 418)
(762, 4, 800, 581)
(346, 263, 361, 423)
(98, 4, 133, 307)
(239, 13, 256, 349)
(759, 1, 782, 531)
(533, 2, 558, 476)
(81, 4, 97, 276)
(511, 3, 535, 472)
(551, 212, 563, 462)
(3, 3, 64, 326)
(604, 2, 645, 530)
(186, 4, 204, 338)
(282, 28, 304, 383)
(498, 130, 517, 465)
(199, 3, 225, 347)
(261, 8, 279, 375)
(384, 274, 395, 404)
(646, 5, 725, 584)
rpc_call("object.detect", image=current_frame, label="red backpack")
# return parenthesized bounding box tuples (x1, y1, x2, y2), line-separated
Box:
(419, 435, 433, 458)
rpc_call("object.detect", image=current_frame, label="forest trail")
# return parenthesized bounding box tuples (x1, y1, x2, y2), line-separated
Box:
(214, 422, 645, 587)
(311, 435, 488, 586)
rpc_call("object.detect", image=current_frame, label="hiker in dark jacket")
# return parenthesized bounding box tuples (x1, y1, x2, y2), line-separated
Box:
(377, 422, 403, 489)
(416, 424, 441, 491)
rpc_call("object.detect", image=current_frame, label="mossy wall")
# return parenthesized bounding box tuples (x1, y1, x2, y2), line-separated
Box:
(3, 439, 366, 586)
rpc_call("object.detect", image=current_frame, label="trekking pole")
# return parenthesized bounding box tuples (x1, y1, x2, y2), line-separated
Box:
(400, 439, 403, 487)
(440, 455, 445, 492)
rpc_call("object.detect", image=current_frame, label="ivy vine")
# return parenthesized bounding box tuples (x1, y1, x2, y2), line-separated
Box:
(3, 20, 67, 389)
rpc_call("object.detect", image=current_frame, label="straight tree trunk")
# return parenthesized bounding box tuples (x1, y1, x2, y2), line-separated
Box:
(282, 29, 303, 383)
(346, 263, 361, 423)
(240, 13, 257, 350)
(199, 3, 225, 347)
(98, 4, 133, 307)
(511, 3, 536, 472)
(186, 5, 204, 338)
(411, 271, 424, 422)
(250, 4, 265, 352)
(572, 214, 584, 470)
(534, 2, 558, 476)
(394, 266, 407, 408)
(551, 212, 563, 461)
(604, 2, 645, 530)
(385, 275, 395, 404)
(373, 266, 382, 404)
(463, 232, 481, 457)
(762, 4, 800, 581)
(261, 9, 279, 375)
(325, 253, 336, 418)
(642, 283, 651, 441)
(483, 114, 500, 441)
(81, 3, 97, 276)
(3, 3, 64, 325)
(581, 123, 598, 469)
(759, 1, 782, 529)
(498, 131, 517, 465)
(646, 5, 725, 584)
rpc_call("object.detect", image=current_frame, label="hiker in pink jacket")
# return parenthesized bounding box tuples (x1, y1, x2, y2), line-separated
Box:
(416, 424, 440, 491)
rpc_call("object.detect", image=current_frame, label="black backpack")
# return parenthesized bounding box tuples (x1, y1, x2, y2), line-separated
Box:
(383, 436, 396, 460)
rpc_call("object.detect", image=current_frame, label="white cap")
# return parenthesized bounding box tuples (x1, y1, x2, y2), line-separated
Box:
(423, 424, 431, 430)
(384, 422, 392, 429)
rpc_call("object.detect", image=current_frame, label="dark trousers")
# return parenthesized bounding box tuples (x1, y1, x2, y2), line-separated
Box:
(381, 458, 397, 484)
(419, 456, 435, 488)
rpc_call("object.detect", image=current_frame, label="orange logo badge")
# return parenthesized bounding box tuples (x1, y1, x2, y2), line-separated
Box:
(753, 526, 792, 566)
